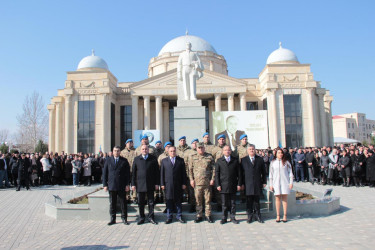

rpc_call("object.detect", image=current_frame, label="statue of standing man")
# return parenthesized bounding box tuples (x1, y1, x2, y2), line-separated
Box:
(177, 42, 204, 100)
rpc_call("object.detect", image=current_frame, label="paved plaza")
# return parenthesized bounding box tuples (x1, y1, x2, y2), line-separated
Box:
(0, 182, 374, 250)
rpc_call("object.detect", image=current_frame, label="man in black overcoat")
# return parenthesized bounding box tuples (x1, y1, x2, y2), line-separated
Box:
(103, 146, 130, 226)
(161, 146, 187, 224)
(215, 145, 242, 224)
(17, 153, 30, 191)
(132, 145, 160, 225)
(240, 144, 267, 223)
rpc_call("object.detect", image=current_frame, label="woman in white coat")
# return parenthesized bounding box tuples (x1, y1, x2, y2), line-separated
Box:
(269, 149, 294, 223)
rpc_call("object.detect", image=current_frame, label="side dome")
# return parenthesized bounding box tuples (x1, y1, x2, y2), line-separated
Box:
(158, 34, 217, 56)
(266, 42, 299, 64)
(77, 50, 109, 70)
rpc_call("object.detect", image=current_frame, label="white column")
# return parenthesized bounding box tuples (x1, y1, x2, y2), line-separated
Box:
(227, 93, 234, 111)
(318, 93, 328, 146)
(155, 95, 163, 139)
(144, 96, 150, 130)
(240, 93, 247, 111)
(64, 95, 73, 154)
(48, 105, 55, 152)
(102, 94, 109, 153)
(306, 88, 316, 147)
(55, 102, 62, 153)
(325, 100, 334, 146)
(269, 89, 279, 148)
(162, 102, 169, 142)
(131, 96, 139, 137)
(214, 94, 222, 112)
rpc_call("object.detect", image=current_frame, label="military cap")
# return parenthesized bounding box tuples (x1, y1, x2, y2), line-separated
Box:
(140, 135, 148, 141)
(178, 136, 186, 141)
(191, 138, 199, 144)
(202, 132, 209, 137)
(240, 134, 247, 140)
(164, 141, 172, 148)
(155, 140, 162, 145)
(197, 142, 205, 148)
(217, 134, 226, 140)
(125, 139, 133, 144)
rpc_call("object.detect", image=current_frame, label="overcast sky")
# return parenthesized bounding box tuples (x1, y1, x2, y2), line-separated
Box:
(0, 0, 374, 134)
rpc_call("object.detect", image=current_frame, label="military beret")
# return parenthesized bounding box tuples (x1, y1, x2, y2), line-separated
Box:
(197, 142, 205, 148)
(125, 139, 133, 144)
(164, 141, 172, 148)
(202, 132, 209, 138)
(140, 135, 148, 141)
(240, 134, 247, 140)
(217, 134, 226, 140)
(178, 136, 186, 141)
(155, 140, 162, 145)
(191, 138, 199, 144)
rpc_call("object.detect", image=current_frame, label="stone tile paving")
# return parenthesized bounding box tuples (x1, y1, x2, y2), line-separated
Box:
(0, 182, 374, 249)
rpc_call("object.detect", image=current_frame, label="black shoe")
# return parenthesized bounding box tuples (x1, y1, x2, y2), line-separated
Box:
(137, 219, 145, 225)
(149, 219, 158, 225)
(206, 216, 214, 223)
(122, 219, 129, 225)
(165, 219, 172, 224)
(177, 218, 185, 224)
(107, 221, 116, 226)
(247, 214, 253, 223)
(256, 215, 264, 223)
(163, 208, 167, 214)
(231, 219, 239, 224)
(220, 219, 227, 224)
(16, 189, 20, 191)
(194, 217, 203, 223)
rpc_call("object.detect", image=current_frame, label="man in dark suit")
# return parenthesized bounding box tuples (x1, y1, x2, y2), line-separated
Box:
(132, 145, 160, 225)
(215, 115, 245, 150)
(103, 146, 131, 226)
(240, 144, 267, 223)
(161, 146, 187, 224)
(215, 145, 242, 224)
(16, 153, 30, 191)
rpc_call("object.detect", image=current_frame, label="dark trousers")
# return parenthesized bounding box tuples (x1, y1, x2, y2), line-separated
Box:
(109, 190, 127, 221)
(296, 166, 304, 181)
(43, 171, 51, 185)
(138, 191, 155, 220)
(17, 178, 29, 190)
(246, 195, 260, 217)
(221, 193, 236, 219)
(308, 167, 315, 182)
(166, 198, 182, 220)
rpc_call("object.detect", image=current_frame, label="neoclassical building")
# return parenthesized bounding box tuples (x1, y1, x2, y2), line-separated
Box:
(47, 34, 334, 154)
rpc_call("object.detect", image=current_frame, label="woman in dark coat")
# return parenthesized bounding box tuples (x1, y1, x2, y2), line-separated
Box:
(320, 150, 330, 185)
(339, 149, 351, 187)
(366, 150, 375, 187)
(351, 149, 361, 187)
(64, 157, 73, 185)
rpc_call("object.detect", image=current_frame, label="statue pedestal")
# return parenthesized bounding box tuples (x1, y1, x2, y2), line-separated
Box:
(174, 101, 206, 144)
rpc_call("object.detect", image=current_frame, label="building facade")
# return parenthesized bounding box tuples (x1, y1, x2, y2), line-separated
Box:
(47, 34, 334, 154)
(333, 113, 375, 143)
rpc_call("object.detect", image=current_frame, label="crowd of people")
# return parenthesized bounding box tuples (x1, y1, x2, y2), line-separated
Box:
(1, 133, 374, 224)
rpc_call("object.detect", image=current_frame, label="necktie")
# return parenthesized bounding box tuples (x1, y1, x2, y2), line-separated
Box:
(251, 157, 254, 164)
(171, 158, 175, 165)
(226, 157, 230, 163)
(115, 158, 118, 165)
(231, 134, 236, 147)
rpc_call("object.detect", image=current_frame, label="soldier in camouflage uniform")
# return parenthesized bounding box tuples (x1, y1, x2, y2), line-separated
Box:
(188, 142, 215, 223)
(202, 132, 214, 155)
(176, 136, 191, 203)
(184, 138, 199, 212)
(154, 140, 164, 160)
(234, 134, 249, 162)
(234, 134, 249, 203)
(156, 141, 172, 204)
(135, 135, 156, 156)
(120, 139, 137, 203)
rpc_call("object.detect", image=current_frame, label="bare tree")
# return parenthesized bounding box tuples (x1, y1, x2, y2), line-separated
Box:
(16, 91, 48, 150)
(0, 129, 9, 143)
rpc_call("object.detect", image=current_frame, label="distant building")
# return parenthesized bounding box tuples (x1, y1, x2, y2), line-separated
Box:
(333, 113, 375, 144)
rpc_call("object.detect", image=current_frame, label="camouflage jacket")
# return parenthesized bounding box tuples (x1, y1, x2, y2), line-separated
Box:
(188, 152, 215, 186)
(157, 151, 169, 167)
(234, 143, 249, 163)
(120, 147, 136, 168)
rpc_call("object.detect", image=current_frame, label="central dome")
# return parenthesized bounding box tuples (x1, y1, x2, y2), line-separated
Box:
(158, 35, 217, 56)
(266, 42, 299, 64)
(77, 50, 109, 70)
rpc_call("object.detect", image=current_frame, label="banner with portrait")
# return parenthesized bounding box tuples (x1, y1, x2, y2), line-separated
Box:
(134, 130, 160, 148)
(212, 111, 269, 150)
